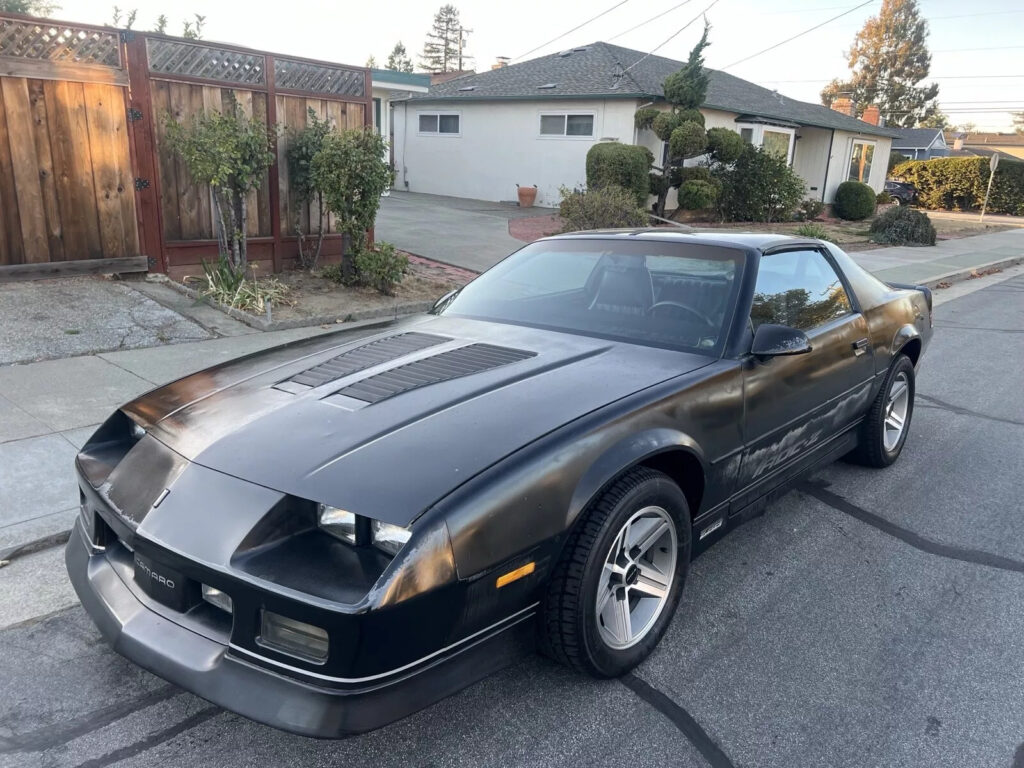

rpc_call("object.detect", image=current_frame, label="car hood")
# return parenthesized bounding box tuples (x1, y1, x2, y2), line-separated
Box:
(122, 316, 712, 526)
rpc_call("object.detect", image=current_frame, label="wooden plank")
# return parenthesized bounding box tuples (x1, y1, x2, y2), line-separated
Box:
(234, 88, 259, 237)
(0, 255, 147, 281)
(47, 80, 103, 260)
(0, 59, 128, 87)
(169, 82, 201, 240)
(28, 79, 65, 261)
(150, 80, 180, 241)
(2, 77, 48, 263)
(82, 81, 127, 258)
(106, 83, 139, 256)
(188, 84, 212, 238)
(325, 100, 344, 234)
(0, 78, 24, 265)
(346, 102, 364, 130)
(251, 91, 271, 236)
(275, 94, 290, 237)
(286, 96, 309, 238)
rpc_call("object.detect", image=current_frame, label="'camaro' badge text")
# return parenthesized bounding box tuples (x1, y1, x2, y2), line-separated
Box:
(135, 555, 176, 590)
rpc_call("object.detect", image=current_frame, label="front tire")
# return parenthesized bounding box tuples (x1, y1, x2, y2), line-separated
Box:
(850, 354, 916, 467)
(540, 467, 691, 678)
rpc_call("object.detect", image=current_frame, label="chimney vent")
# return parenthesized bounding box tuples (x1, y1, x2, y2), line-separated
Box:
(492, 56, 509, 69)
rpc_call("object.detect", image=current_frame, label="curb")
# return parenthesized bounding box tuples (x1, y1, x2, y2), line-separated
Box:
(914, 255, 1024, 290)
(152, 275, 436, 332)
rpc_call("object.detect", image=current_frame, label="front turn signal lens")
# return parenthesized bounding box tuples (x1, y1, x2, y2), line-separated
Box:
(259, 610, 328, 663)
(371, 520, 412, 556)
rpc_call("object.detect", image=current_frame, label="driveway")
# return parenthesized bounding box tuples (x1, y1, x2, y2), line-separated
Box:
(2, 268, 1024, 768)
(375, 191, 553, 272)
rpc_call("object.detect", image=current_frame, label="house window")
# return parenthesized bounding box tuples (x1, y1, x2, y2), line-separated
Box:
(735, 122, 795, 164)
(848, 140, 875, 182)
(740, 127, 754, 143)
(418, 112, 460, 136)
(762, 129, 793, 160)
(539, 112, 594, 137)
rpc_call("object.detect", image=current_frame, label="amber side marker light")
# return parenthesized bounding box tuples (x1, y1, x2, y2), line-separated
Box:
(496, 561, 535, 589)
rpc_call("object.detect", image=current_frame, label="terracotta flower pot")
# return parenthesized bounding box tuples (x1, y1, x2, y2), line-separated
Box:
(517, 185, 538, 207)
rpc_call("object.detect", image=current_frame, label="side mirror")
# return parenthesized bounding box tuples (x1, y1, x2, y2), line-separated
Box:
(751, 323, 812, 358)
(431, 289, 459, 314)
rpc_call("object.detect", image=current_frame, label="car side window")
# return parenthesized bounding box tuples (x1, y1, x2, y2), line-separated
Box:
(751, 250, 853, 331)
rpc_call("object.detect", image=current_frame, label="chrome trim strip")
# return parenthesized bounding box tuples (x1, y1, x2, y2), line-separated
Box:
(228, 601, 540, 685)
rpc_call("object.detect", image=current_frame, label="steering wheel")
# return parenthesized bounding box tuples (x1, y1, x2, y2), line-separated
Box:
(648, 301, 717, 328)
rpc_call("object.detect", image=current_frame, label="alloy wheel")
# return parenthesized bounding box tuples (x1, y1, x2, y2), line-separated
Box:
(595, 506, 677, 650)
(883, 371, 910, 451)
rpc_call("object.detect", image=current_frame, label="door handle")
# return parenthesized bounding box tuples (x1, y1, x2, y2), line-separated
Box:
(852, 338, 869, 356)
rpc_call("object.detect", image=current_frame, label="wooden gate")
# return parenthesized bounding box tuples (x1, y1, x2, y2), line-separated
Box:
(0, 15, 142, 278)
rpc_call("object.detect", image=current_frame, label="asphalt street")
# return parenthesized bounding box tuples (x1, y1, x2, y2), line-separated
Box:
(1, 270, 1023, 768)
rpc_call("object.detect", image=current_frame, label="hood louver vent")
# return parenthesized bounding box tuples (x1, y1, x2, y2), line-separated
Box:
(276, 332, 450, 392)
(337, 343, 536, 404)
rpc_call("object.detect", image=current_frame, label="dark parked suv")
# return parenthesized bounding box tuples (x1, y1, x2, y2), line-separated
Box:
(885, 180, 917, 206)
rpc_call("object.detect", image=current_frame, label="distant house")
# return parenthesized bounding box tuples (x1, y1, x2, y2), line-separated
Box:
(370, 68, 431, 142)
(945, 132, 1024, 163)
(891, 127, 949, 160)
(391, 42, 896, 208)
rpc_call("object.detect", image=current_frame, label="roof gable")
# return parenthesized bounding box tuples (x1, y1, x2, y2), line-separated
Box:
(412, 42, 896, 137)
(891, 127, 944, 149)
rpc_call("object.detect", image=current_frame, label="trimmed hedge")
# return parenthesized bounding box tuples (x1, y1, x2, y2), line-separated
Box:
(585, 142, 652, 206)
(891, 156, 1024, 215)
(834, 181, 876, 220)
(869, 206, 936, 246)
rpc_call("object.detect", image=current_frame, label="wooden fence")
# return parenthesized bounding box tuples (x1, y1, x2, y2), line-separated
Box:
(0, 12, 371, 280)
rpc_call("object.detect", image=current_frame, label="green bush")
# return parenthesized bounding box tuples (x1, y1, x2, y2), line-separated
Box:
(715, 146, 805, 223)
(585, 142, 652, 206)
(888, 150, 907, 174)
(634, 107, 659, 130)
(795, 199, 826, 221)
(869, 206, 936, 246)
(652, 111, 681, 141)
(706, 127, 745, 164)
(795, 222, 831, 241)
(668, 122, 707, 160)
(833, 181, 877, 220)
(876, 190, 892, 204)
(559, 185, 648, 232)
(354, 241, 409, 295)
(891, 157, 1024, 215)
(675, 108, 705, 127)
(678, 179, 718, 210)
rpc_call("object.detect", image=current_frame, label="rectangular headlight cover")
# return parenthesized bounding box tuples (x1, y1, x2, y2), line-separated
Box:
(259, 610, 328, 663)
(318, 505, 356, 544)
(372, 520, 411, 556)
(201, 584, 232, 614)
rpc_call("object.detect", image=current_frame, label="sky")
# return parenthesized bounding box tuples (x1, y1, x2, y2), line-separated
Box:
(55, 0, 1023, 130)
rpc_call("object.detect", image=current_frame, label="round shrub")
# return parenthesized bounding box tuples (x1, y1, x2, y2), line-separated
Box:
(678, 179, 718, 210)
(834, 181, 877, 220)
(634, 107, 659, 130)
(652, 111, 681, 141)
(558, 185, 648, 232)
(354, 241, 409, 295)
(669, 122, 707, 160)
(676, 108, 705, 127)
(585, 142, 652, 206)
(869, 206, 936, 246)
(706, 127, 745, 164)
(876, 190, 891, 205)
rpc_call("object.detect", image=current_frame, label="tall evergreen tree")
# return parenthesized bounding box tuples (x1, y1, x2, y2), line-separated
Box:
(820, 0, 939, 128)
(386, 41, 414, 73)
(419, 5, 464, 73)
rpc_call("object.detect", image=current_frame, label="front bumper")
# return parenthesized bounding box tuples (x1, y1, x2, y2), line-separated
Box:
(65, 520, 536, 737)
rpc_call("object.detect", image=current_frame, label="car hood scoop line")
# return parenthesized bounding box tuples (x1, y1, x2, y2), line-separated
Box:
(335, 343, 536, 404)
(275, 332, 451, 393)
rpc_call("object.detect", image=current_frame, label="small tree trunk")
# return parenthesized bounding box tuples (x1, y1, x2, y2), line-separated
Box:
(341, 232, 354, 283)
(312, 191, 326, 270)
(212, 190, 230, 259)
(239, 193, 248, 268)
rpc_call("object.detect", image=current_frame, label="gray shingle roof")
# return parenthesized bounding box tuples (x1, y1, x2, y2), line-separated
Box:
(891, 127, 943, 149)
(411, 42, 897, 137)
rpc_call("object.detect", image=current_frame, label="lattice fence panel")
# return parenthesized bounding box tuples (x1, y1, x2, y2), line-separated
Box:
(0, 19, 121, 67)
(274, 57, 364, 97)
(146, 38, 265, 85)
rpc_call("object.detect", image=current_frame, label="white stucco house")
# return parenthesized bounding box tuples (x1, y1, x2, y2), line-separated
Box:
(391, 43, 896, 209)
(370, 67, 430, 142)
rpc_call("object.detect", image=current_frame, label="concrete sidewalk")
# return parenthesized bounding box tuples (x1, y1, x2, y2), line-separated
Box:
(0, 227, 1021, 553)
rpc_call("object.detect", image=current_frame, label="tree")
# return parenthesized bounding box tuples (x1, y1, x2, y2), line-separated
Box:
(366, 55, 377, 68)
(311, 129, 393, 282)
(420, 4, 466, 73)
(386, 41, 414, 73)
(286, 109, 334, 269)
(0, 0, 58, 15)
(181, 13, 205, 39)
(153, 13, 167, 33)
(1013, 112, 1024, 135)
(164, 95, 276, 273)
(918, 111, 950, 131)
(820, 0, 939, 128)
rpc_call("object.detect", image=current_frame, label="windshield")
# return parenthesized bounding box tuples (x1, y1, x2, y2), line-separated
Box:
(436, 239, 745, 355)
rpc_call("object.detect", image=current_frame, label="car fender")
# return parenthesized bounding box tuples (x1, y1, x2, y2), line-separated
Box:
(567, 428, 705, 529)
(891, 322, 921, 360)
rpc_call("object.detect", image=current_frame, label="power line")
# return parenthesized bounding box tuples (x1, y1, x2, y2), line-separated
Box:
(755, 74, 1024, 83)
(721, 0, 875, 70)
(621, 0, 721, 76)
(608, 0, 696, 42)
(929, 9, 1024, 19)
(512, 0, 633, 61)
(932, 45, 1024, 53)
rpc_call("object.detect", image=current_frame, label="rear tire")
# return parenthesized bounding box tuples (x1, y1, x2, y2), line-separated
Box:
(850, 354, 916, 467)
(539, 467, 691, 678)
(890, 195, 903, 206)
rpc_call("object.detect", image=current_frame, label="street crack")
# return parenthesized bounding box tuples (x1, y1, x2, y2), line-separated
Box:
(916, 393, 1024, 428)
(70, 705, 220, 768)
(799, 481, 1024, 575)
(621, 673, 736, 768)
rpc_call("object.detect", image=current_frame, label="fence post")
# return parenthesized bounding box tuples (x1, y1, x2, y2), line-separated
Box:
(123, 33, 166, 272)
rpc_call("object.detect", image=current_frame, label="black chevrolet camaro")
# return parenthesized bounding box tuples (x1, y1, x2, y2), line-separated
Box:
(67, 231, 932, 736)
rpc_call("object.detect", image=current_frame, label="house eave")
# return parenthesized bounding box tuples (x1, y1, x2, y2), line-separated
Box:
(405, 93, 648, 103)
